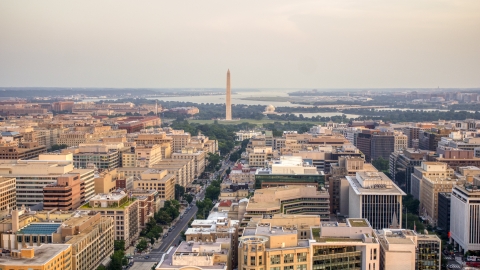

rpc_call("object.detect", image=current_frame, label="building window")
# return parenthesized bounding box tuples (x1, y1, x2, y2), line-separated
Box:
(251, 256, 256, 266)
(271, 267, 280, 270)
(270, 255, 281, 265)
(296, 265, 307, 270)
(284, 266, 294, 270)
(297, 252, 307, 262)
(284, 253, 294, 264)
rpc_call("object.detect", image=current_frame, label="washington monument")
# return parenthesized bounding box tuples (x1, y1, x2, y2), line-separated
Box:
(225, 69, 232, 120)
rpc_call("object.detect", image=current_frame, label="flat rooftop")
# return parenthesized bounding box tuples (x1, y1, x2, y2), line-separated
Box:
(17, 223, 61, 235)
(0, 244, 70, 266)
(348, 219, 370, 227)
(346, 175, 406, 196)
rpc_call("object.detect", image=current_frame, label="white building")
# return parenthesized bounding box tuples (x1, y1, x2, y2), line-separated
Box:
(347, 171, 406, 230)
(235, 131, 262, 141)
(450, 181, 480, 253)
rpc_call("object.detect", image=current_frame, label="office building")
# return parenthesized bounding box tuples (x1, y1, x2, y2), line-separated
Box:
(172, 147, 205, 178)
(0, 141, 46, 160)
(0, 177, 16, 213)
(238, 220, 311, 270)
(418, 164, 460, 226)
(0, 244, 72, 270)
(376, 229, 441, 270)
(311, 219, 380, 270)
(0, 161, 94, 207)
(347, 172, 405, 230)
(254, 156, 325, 190)
(81, 191, 139, 245)
(244, 185, 330, 221)
(357, 130, 394, 162)
(133, 169, 175, 201)
(437, 192, 451, 232)
(410, 162, 455, 201)
(43, 173, 85, 211)
(65, 143, 123, 170)
(450, 182, 480, 253)
(329, 156, 376, 215)
(156, 241, 229, 270)
(389, 149, 431, 193)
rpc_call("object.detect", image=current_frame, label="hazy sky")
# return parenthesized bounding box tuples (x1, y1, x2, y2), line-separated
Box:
(1, 0, 479, 88)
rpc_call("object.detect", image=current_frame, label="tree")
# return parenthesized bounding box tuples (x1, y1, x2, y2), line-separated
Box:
(372, 157, 389, 172)
(156, 210, 172, 225)
(109, 250, 125, 270)
(226, 167, 231, 176)
(146, 232, 156, 245)
(175, 184, 185, 201)
(136, 238, 148, 252)
(205, 185, 220, 201)
(97, 266, 107, 270)
(184, 194, 194, 204)
(114, 240, 125, 251)
(50, 144, 68, 151)
(403, 194, 420, 215)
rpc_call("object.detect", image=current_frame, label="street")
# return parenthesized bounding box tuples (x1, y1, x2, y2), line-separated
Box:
(129, 155, 232, 269)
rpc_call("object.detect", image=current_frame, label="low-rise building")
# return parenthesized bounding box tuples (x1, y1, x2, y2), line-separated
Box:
(376, 229, 441, 270)
(0, 244, 72, 270)
(244, 185, 330, 221)
(311, 219, 380, 270)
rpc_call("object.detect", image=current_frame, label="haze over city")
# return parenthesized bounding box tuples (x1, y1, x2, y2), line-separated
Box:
(1, 2, 480, 270)
(1, 0, 480, 88)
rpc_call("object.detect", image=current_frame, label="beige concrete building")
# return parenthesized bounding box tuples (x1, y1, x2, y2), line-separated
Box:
(411, 162, 455, 200)
(394, 132, 408, 152)
(0, 244, 72, 270)
(81, 191, 140, 245)
(166, 129, 191, 153)
(416, 163, 463, 225)
(238, 215, 317, 270)
(156, 241, 229, 270)
(229, 163, 256, 188)
(244, 185, 330, 222)
(63, 211, 115, 270)
(329, 156, 376, 215)
(172, 147, 206, 178)
(57, 125, 127, 147)
(133, 169, 175, 201)
(134, 144, 163, 168)
(376, 229, 441, 270)
(248, 147, 275, 167)
(310, 219, 380, 270)
(0, 177, 16, 213)
(0, 160, 94, 207)
(134, 133, 173, 158)
(151, 158, 195, 187)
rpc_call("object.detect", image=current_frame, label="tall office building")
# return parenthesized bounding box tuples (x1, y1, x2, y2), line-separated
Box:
(346, 171, 405, 230)
(226, 69, 232, 120)
(450, 181, 480, 253)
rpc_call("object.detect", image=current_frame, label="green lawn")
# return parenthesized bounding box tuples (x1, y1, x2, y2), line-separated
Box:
(188, 119, 320, 125)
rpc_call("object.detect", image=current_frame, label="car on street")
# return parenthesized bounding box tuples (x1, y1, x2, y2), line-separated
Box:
(144, 256, 150, 259)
